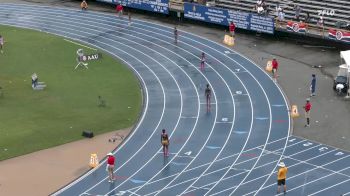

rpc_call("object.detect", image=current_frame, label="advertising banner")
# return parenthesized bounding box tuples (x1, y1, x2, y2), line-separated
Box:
(329, 29, 350, 44)
(184, 3, 274, 34)
(286, 21, 307, 33)
(97, 0, 169, 14)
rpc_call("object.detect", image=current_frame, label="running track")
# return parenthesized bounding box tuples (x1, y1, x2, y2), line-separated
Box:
(1, 3, 350, 196)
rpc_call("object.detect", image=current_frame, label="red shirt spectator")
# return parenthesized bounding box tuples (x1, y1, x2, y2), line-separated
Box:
(229, 22, 236, 32)
(116, 4, 123, 12)
(272, 59, 278, 69)
(229, 22, 236, 36)
(107, 154, 115, 165)
(304, 101, 312, 112)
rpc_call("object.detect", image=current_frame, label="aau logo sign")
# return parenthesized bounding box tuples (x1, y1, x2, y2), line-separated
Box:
(81, 53, 102, 62)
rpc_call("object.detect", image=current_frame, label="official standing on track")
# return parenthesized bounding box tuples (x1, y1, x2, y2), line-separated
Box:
(205, 84, 212, 113)
(277, 161, 288, 194)
(161, 129, 169, 157)
(303, 98, 312, 127)
(106, 152, 116, 183)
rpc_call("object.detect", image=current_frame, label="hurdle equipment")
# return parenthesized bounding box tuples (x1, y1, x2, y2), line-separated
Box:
(265, 60, 273, 72)
(291, 105, 300, 118)
(223, 34, 234, 46)
(89, 153, 99, 168)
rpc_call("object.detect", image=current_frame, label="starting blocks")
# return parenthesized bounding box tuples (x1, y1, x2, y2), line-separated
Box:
(89, 153, 99, 168)
(291, 105, 300, 118)
(223, 34, 234, 46)
(265, 60, 273, 72)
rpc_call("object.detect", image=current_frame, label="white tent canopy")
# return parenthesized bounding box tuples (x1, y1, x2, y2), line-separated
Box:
(340, 50, 350, 68)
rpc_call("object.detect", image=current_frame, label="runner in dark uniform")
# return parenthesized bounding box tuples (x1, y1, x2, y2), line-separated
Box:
(205, 84, 211, 113)
(200, 52, 206, 71)
(161, 129, 169, 156)
(174, 27, 178, 44)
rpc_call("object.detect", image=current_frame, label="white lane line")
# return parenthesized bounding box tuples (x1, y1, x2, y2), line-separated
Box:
(0, 14, 172, 195)
(308, 178, 350, 196)
(109, 11, 288, 195)
(241, 154, 350, 196)
(0, 11, 219, 196)
(275, 159, 350, 196)
(142, 138, 305, 196)
(63, 38, 97, 50)
(126, 136, 290, 194)
(210, 146, 336, 196)
(259, 147, 350, 178)
(181, 140, 306, 195)
(0, 4, 288, 194)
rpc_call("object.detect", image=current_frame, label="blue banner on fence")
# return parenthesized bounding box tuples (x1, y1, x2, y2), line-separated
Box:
(184, 3, 274, 34)
(97, 0, 169, 14)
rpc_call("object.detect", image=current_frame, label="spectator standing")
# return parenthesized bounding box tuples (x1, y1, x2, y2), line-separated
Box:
(277, 9, 285, 27)
(116, 4, 123, 17)
(294, 5, 301, 21)
(0, 34, 3, 53)
(272, 58, 279, 82)
(229, 21, 236, 37)
(310, 74, 316, 96)
(80, 0, 88, 11)
(304, 12, 310, 23)
(303, 98, 312, 127)
(106, 152, 116, 183)
(317, 16, 324, 35)
(277, 162, 288, 194)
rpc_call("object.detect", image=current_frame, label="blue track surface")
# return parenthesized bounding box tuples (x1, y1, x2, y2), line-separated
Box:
(0, 4, 349, 196)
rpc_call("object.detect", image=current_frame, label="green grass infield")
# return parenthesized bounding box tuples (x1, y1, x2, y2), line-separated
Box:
(0, 25, 142, 161)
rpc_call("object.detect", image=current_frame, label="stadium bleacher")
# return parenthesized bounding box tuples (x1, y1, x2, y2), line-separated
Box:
(214, 0, 350, 29)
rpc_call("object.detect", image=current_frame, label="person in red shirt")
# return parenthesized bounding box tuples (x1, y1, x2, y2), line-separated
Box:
(272, 58, 279, 81)
(116, 4, 123, 17)
(303, 98, 312, 127)
(106, 152, 115, 182)
(229, 21, 236, 37)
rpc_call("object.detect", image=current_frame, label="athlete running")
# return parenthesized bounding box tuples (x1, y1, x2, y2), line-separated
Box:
(205, 84, 211, 113)
(200, 52, 206, 71)
(161, 129, 169, 157)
